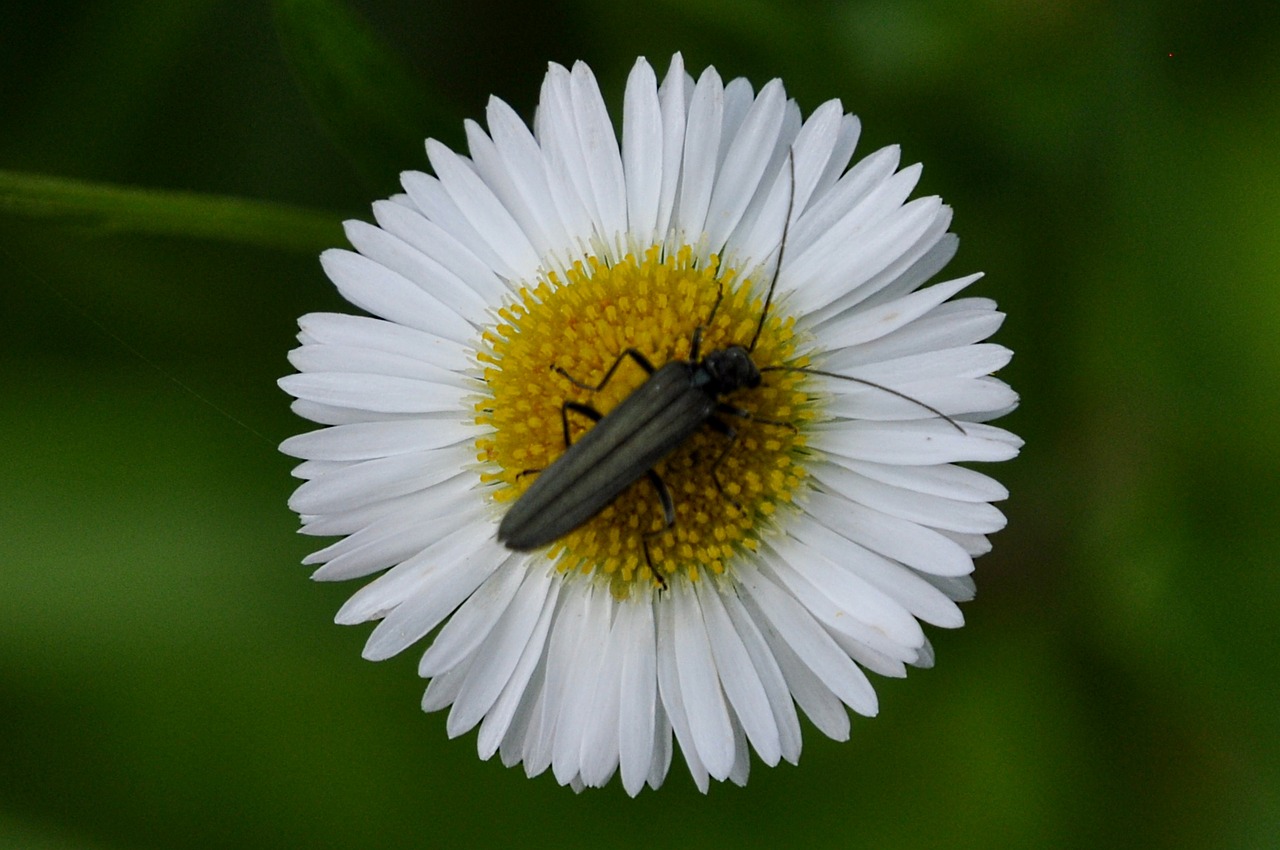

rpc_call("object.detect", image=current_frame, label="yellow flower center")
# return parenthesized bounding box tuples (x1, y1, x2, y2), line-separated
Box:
(475, 245, 812, 595)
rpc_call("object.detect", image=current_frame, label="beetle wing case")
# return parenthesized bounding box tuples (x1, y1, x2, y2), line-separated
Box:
(498, 361, 716, 550)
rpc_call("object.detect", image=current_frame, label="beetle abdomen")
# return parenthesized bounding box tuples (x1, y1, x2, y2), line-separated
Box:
(498, 361, 715, 550)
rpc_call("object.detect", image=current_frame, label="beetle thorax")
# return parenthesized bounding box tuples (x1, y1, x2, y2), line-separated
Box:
(700, 346, 762, 394)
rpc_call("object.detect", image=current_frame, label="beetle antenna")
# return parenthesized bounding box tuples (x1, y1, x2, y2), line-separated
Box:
(692, 284, 726, 362)
(760, 365, 969, 434)
(749, 151, 798, 353)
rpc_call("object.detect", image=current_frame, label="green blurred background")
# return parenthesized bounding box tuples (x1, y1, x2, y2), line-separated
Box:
(2, 1, 1277, 847)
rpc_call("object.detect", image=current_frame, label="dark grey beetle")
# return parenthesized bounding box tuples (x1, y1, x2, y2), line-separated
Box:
(496, 324, 762, 560)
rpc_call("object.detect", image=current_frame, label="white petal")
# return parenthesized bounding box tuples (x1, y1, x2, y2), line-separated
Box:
(810, 418, 1023, 465)
(815, 273, 981, 348)
(722, 98, 840, 272)
(622, 57, 663, 250)
(829, 630, 909, 678)
(736, 561, 878, 717)
(547, 583, 611, 783)
(789, 193, 945, 316)
(648, 708, 674, 791)
(787, 99, 845, 215)
(675, 66, 724, 252)
(447, 564, 555, 736)
(822, 376, 1019, 422)
(419, 553, 528, 678)
(915, 636, 936, 669)
(287, 447, 465, 515)
(579, 596, 629, 787)
(421, 653, 471, 712)
(825, 298, 1007, 368)
(532, 69, 600, 263)
(803, 199, 957, 327)
(654, 595, 710, 792)
(290, 399, 416, 426)
(569, 61, 628, 261)
(749, 600, 851, 741)
(302, 481, 480, 568)
(805, 490, 974, 577)
(763, 556, 919, 675)
(654, 53, 689, 245)
(786, 512, 965, 629)
(484, 96, 580, 270)
(427, 139, 542, 280)
(786, 144, 901, 260)
(400, 169, 520, 282)
(371, 199, 510, 307)
(704, 78, 786, 255)
(522, 579, 585, 777)
(941, 529, 993, 558)
(694, 581, 782, 766)
(287, 342, 470, 391)
(465, 118, 561, 266)
(765, 534, 924, 651)
(306, 476, 482, 580)
(924, 571, 978, 602)
(844, 458, 1010, 503)
(824, 343, 1013, 387)
(358, 533, 504, 660)
(537, 65, 608, 258)
(278, 372, 468, 415)
(280, 420, 474, 462)
(718, 77, 755, 164)
(317, 497, 480, 590)
(811, 460, 1007, 533)
(501, 670, 543, 767)
(551, 584, 614, 785)
(672, 583, 735, 780)
(858, 229, 959, 311)
(290, 459, 342, 480)
(329, 518, 490, 619)
(294, 311, 472, 374)
(719, 589, 803, 763)
(300, 485, 462, 537)
(805, 205, 955, 327)
(476, 574, 559, 759)
(344, 218, 490, 322)
(617, 596, 658, 796)
(727, 719, 750, 787)
(320, 250, 476, 344)
(812, 113, 862, 200)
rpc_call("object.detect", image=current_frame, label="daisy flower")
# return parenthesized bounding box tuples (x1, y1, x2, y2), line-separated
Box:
(279, 54, 1020, 795)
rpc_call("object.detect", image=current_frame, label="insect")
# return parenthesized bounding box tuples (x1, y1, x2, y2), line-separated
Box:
(496, 159, 962, 586)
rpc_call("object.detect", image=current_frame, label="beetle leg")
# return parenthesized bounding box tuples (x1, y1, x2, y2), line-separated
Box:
(518, 400, 601, 477)
(714, 402, 751, 421)
(690, 284, 725, 362)
(704, 417, 744, 511)
(553, 348, 654, 392)
(644, 470, 677, 532)
(714, 402, 798, 433)
(560, 400, 602, 448)
(640, 469, 674, 591)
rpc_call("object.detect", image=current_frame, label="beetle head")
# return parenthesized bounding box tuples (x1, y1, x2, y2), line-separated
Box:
(703, 346, 762, 394)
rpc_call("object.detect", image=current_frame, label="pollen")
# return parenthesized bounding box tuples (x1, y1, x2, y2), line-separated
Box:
(476, 246, 812, 596)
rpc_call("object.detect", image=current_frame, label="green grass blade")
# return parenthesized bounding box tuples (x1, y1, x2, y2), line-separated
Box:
(0, 170, 340, 253)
